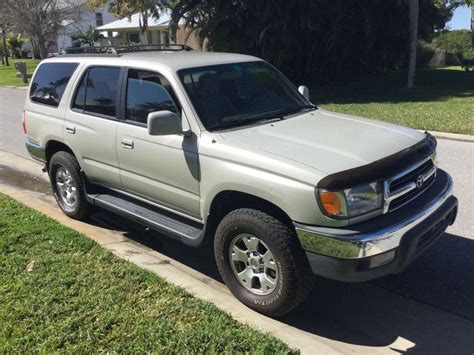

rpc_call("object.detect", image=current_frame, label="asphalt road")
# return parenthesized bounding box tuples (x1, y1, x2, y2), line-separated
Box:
(1, 87, 474, 352)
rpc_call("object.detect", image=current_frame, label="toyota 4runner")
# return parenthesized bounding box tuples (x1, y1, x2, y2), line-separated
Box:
(23, 45, 458, 316)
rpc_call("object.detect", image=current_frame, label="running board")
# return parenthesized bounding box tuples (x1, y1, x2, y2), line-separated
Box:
(87, 192, 205, 246)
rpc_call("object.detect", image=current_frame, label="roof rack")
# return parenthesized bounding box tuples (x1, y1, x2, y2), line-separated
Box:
(62, 44, 193, 56)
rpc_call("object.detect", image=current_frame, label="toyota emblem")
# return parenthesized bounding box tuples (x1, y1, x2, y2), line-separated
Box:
(416, 175, 424, 188)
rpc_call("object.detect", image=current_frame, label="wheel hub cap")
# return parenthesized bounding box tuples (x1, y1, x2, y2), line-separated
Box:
(229, 234, 279, 295)
(55, 167, 77, 208)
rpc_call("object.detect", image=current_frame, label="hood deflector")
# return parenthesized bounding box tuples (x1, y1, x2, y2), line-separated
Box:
(317, 133, 437, 190)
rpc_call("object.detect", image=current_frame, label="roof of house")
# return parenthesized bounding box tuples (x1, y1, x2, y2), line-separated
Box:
(96, 10, 172, 31)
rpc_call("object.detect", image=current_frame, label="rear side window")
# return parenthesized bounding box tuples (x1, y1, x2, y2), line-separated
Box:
(30, 63, 78, 107)
(72, 66, 121, 117)
(126, 69, 180, 124)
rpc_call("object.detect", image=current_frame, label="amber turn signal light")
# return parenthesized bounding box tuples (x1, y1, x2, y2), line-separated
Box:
(319, 190, 346, 217)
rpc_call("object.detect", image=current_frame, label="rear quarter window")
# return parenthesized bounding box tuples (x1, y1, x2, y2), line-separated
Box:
(30, 62, 79, 107)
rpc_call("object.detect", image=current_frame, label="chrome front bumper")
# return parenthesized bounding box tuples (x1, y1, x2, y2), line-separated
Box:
(294, 171, 454, 260)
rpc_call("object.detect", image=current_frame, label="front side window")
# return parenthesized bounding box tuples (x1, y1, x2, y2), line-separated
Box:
(72, 66, 121, 117)
(178, 61, 312, 130)
(30, 62, 78, 107)
(126, 69, 180, 125)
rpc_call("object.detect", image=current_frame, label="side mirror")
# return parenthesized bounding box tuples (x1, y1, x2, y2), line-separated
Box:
(298, 85, 310, 100)
(147, 110, 183, 136)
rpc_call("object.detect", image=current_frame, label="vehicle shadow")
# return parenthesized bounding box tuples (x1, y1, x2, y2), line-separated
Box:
(86, 209, 474, 353)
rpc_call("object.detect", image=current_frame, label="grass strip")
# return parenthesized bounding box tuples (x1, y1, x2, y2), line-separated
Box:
(0, 193, 294, 353)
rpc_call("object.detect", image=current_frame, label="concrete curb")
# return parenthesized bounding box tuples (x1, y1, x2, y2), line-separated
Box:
(0, 85, 28, 90)
(422, 130, 474, 143)
(0, 150, 347, 355)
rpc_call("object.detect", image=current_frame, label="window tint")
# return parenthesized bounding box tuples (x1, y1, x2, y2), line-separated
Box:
(126, 69, 180, 124)
(72, 71, 86, 111)
(30, 63, 78, 107)
(76, 67, 120, 117)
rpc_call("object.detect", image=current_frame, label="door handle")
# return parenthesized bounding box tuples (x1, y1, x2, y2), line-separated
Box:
(65, 124, 75, 134)
(121, 138, 134, 149)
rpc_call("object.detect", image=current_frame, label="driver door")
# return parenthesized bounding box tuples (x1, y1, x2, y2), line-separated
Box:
(116, 68, 200, 219)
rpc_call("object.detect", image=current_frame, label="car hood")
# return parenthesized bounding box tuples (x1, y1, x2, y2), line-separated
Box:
(218, 109, 426, 177)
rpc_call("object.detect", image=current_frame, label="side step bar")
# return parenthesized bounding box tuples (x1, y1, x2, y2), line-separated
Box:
(86, 191, 205, 246)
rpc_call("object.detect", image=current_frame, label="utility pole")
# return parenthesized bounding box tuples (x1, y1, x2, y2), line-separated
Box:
(1, 25, 9, 66)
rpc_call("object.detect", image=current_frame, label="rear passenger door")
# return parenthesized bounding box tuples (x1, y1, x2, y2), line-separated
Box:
(116, 68, 200, 219)
(65, 66, 122, 187)
(26, 62, 79, 153)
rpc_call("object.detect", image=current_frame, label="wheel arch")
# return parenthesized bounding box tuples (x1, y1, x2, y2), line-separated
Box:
(45, 140, 76, 167)
(204, 190, 294, 243)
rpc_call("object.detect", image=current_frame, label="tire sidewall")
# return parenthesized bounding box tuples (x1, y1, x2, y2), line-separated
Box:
(215, 211, 298, 315)
(49, 152, 86, 217)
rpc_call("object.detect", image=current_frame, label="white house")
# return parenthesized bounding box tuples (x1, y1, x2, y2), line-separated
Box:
(96, 9, 201, 49)
(54, 5, 120, 52)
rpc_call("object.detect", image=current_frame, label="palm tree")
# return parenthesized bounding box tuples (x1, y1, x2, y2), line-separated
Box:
(407, 0, 419, 88)
(72, 26, 103, 47)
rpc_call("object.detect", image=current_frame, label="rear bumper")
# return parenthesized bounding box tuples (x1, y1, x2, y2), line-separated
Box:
(295, 169, 457, 282)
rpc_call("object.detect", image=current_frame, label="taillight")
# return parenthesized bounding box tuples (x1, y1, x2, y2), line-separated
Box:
(22, 110, 27, 134)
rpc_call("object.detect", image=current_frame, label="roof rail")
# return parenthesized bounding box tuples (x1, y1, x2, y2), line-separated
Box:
(117, 44, 194, 52)
(61, 44, 193, 56)
(63, 46, 120, 56)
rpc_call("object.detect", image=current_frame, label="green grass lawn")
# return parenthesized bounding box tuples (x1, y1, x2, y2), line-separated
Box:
(0, 194, 294, 353)
(312, 67, 474, 135)
(0, 58, 40, 87)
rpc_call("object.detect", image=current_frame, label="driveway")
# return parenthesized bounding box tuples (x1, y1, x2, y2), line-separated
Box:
(1, 87, 473, 353)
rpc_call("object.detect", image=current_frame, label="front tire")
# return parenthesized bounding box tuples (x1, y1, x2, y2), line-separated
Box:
(49, 151, 90, 220)
(214, 208, 314, 316)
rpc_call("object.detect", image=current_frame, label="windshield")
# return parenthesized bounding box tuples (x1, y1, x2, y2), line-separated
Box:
(178, 61, 313, 130)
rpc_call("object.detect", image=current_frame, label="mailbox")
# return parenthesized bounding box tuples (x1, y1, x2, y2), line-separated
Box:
(15, 61, 31, 83)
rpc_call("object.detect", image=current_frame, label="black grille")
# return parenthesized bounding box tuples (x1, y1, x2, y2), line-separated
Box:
(389, 160, 435, 211)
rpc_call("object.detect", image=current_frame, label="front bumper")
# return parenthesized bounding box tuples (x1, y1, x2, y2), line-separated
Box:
(295, 169, 457, 282)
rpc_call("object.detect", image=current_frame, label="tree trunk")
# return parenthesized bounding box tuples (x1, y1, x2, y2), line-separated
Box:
(140, 30, 149, 45)
(37, 33, 47, 59)
(140, 11, 149, 45)
(407, 0, 419, 88)
(30, 38, 41, 59)
(1, 26, 9, 66)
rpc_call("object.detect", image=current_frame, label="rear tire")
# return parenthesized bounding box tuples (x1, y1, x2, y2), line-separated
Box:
(214, 208, 314, 316)
(49, 151, 90, 220)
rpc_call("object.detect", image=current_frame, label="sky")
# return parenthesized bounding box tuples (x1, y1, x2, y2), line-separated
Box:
(446, 5, 472, 30)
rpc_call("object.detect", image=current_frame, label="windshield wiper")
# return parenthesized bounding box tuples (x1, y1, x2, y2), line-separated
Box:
(206, 115, 283, 131)
(278, 104, 316, 117)
(206, 105, 316, 131)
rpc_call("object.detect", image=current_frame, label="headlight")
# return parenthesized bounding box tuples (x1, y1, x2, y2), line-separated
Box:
(318, 182, 383, 218)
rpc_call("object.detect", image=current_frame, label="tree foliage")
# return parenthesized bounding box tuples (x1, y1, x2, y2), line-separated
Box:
(71, 26, 104, 47)
(171, 0, 469, 84)
(433, 30, 473, 59)
(6, 35, 27, 58)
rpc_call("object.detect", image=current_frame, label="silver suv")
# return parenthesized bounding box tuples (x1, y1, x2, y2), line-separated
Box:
(23, 45, 458, 316)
